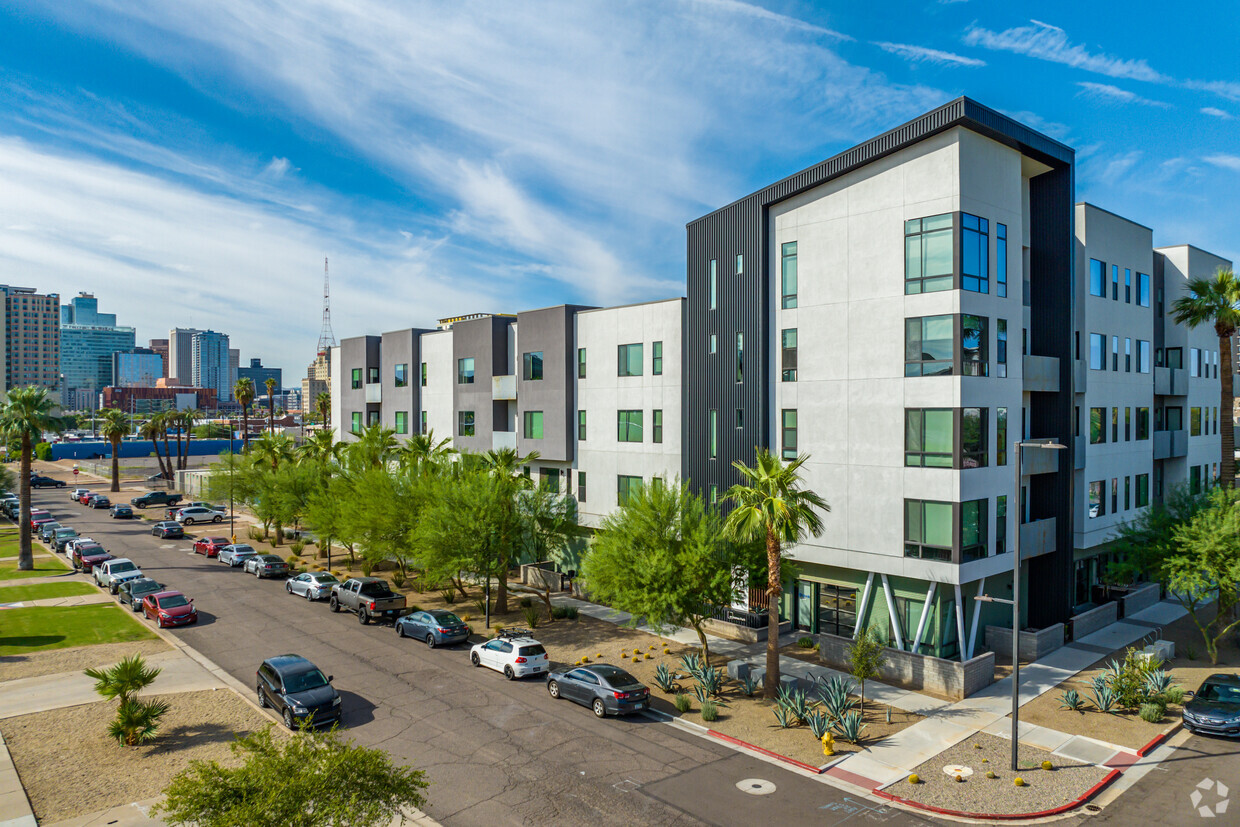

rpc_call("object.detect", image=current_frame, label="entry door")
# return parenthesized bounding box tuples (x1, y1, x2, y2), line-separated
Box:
(794, 581, 816, 632)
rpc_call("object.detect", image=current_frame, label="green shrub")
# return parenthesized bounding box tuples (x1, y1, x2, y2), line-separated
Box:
(700, 700, 718, 722)
(518, 596, 533, 608)
(35, 442, 53, 461)
(564, 606, 578, 620)
(247, 526, 263, 541)
(1185, 644, 1199, 661)
(1164, 686, 1186, 705)
(1139, 703, 1164, 723)
(392, 572, 406, 589)
(440, 588, 457, 605)
(360, 560, 374, 577)
(290, 540, 306, 554)
(674, 693, 692, 713)
(796, 636, 815, 649)
(524, 606, 541, 628)
(285, 555, 300, 566)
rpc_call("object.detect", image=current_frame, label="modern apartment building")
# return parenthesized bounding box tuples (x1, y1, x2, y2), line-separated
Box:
(333, 97, 1230, 665)
(190, 330, 232, 404)
(111, 348, 164, 388)
(0, 285, 60, 395)
(60, 293, 136, 408)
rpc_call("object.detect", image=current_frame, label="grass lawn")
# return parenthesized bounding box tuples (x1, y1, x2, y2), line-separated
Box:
(0, 555, 70, 580)
(0, 604, 157, 656)
(0, 581, 96, 602)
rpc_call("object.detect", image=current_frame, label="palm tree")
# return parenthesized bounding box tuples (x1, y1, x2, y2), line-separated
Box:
(99, 408, 129, 493)
(139, 417, 170, 481)
(0, 387, 67, 570)
(297, 429, 340, 466)
(1172, 267, 1240, 487)
(84, 654, 169, 747)
(250, 432, 295, 546)
(265, 377, 277, 434)
(316, 391, 331, 428)
(348, 423, 399, 469)
(398, 430, 455, 474)
(178, 408, 202, 470)
(481, 447, 540, 613)
(234, 377, 256, 449)
(724, 448, 829, 696)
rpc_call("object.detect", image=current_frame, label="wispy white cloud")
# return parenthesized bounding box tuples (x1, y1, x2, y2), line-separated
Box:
(263, 157, 292, 178)
(873, 41, 984, 67)
(1204, 154, 1240, 172)
(1076, 82, 1171, 108)
(1201, 107, 1233, 119)
(1187, 80, 1240, 103)
(1091, 150, 1144, 186)
(964, 20, 1168, 82)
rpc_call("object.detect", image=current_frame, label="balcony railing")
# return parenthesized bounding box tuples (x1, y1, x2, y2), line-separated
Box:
(1154, 366, 1188, 396)
(364, 383, 381, 404)
(1023, 355, 1060, 393)
(1021, 446, 1060, 476)
(1153, 429, 1187, 460)
(1019, 517, 1056, 560)
(492, 431, 516, 451)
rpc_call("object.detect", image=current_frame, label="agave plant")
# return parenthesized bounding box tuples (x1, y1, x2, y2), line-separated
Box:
(832, 711, 867, 744)
(815, 676, 858, 721)
(739, 674, 760, 697)
(694, 666, 728, 699)
(679, 653, 705, 677)
(1088, 683, 1118, 714)
(805, 710, 832, 739)
(1143, 669, 1174, 696)
(653, 663, 678, 693)
(772, 705, 796, 728)
(108, 697, 171, 746)
(1058, 689, 1085, 711)
(775, 684, 816, 724)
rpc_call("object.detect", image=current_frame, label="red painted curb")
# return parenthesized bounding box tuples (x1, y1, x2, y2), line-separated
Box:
(705, 729, 826, 774)
(872, 768, 1120, 821)
(1137, 721, 1182, 756)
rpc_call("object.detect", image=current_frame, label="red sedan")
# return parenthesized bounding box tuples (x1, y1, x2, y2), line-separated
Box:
(77, 492, 94, 505)
(143, 590, 198, 628)
(193, 537, 230, 558)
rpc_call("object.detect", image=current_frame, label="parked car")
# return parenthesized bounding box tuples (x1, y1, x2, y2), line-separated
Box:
(256, 654, 341, 730)
(30, 475, 65, 489)
(70, 487, 90, 502)
(219, 544, 259, 568)
(546, 664, 650, 717)
(77, 491, 95, 505)
(193, 536, 230, 558)
(244, 554, 290, 579)
(285, 572, 339, 600)
(3, 500, 19, 520)
(29, 510, 53, 531)
(395, 610, 471, 647)
(94, 558, 144, 594)
(52, 528, 79, 552)
(37, 521, 62, 542)
(64, 536, 97, 556)
(130, 491, 183, 509)
(164, 501, 218, 520)
(118, 577, 166, 612)
(89, 495, 112, 509)
(151, 521, 184, 539)
(109, 504, 134, 519)
(1183, 674, 1240, 737)
(175, 506, 225, 526)
(469, 631, 549, 680)
(329, 577, 406, 625)
(143, 590, 198, 628)
(73, 544, 113, 573)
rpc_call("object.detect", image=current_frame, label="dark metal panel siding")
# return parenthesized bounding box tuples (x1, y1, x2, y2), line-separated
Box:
(1026, 164, 1076, 628)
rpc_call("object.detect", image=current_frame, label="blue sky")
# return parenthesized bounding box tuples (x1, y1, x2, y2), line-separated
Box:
(1, 1, 1237, 378)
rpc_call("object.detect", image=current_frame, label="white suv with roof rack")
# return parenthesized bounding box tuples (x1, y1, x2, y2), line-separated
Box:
(469, 629, 549, 680)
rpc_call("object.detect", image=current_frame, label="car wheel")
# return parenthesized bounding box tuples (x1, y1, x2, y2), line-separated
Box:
(396, 623, 405, 638)
(426, 634, 436, 649)
(329, 598, 340, 613)
(283, 708, 295, 729)
(257, 685, 268, 707)
(213, 516, 222, 523)
(358, 609, 369, 625)
(305, 589, 313, 601)
(109, 584, 118, 594)
(593, 698, 606, 718)
(286, 582, 293, 593)
(548, 680, 561, 699)
(504, 665, 515, 681)
(184, 518, 194, 525)
(157, 616, 166, 629)
(470, 652, 480, 667)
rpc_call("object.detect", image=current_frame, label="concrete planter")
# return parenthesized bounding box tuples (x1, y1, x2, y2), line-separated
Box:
(1121, 583, 1161, 617)
(701, 617, 791, 643)
(1070, 602, 1117, 640)
(984, 623, 1064, 661)
(817, 632, 994, 700)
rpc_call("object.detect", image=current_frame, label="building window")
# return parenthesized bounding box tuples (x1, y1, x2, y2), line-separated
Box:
(652, 341, 663, 375)
(1110, 336, 1118, 371)
(1112, 264, 1119, 301)
(1167, 406, 1183, 431)
(905, 409, 952, 468)
(1124, 476, 1131, 510)
(653, 409, 664, 443)
(457, 357, 475, 384)
(540, 468, 560, 494)
(1135, 473, 1149, 507)
(617, 410, 643, 442)
(961, 213, 989, 294)
(618, 344, 643, 377)
(1190, 465, 1202, 494)
(394, 411, 408, 434)
(420, 411, 427, 434)
(351, 368, 362, 390)
(961, 499, 988, 561)
(904, 500, 952, 561)
(1112, 407, 1119, 442)
(1138, 340, 1151, 373)
(708, 334, 717, 354)
(1089, 333, 1104, 370)
(996, 223, 1007, 298)
(395, 363, 408, 387)
(1089, 259, 1105, 297)
(457, 410, 475, 437)
(1191, 407, 1202, 436)
(781, 329, 797, 382)
(734, 408, 743, 429)
(905, 315, 953, 376)
(350, 411, 362, 434)
(708, 484, 718, 505)
(1137, 407, 1150, 440)
(781, 241, 798, 308)
(1090, 407, 1106, 444)
(961, 408, 987, 468)
(367, 411, 379, 427)
(523, 411, 544, 440)
(1089, 480, 1104, 518)
(735, 254, 744, 275)
(709, 259, 717, 310)
(1124, 268, 1132, 303)
(905, 214, 953, 294)
(367, 367, 379, 384)
(1125, 338, 1132, 372)
(735, 332, 744, 383)
(523, 352, 544, 381)
(617, 475, 642, 507)
(577, 471, 587, 502)
(1124, 407, 1131, 441)
(781, 409, 797, 460)
(577, 410, 586, 441)
(995, 496, 1007, 555)
(997, 407, 1008, 466)
(1166, 347, 1183, 369)
(997, 320, 1007, 378)
(709, 409, 718, 459)
(1111, 477, 1119, 513)
(1138, 272, 1150, 307)
(421, 362, 427, 387)
(962, 315, 988, 377)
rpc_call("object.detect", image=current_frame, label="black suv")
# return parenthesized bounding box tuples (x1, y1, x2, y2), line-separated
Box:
(256, 655, 342, 730)
(31, 476, 65, 489)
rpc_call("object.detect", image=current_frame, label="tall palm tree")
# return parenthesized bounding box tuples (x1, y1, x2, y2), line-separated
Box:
(347, 424, 399, 469)
(99, 408, 129, 493)
(724, 448, 828, 696)
(0, 387, 68, 570)
(250, 431, 295, 546)
(296, 429, 340, 466)
(399, 430, 455, 474)
(316, 391, 331, 428)
(481, 447, 540, 613)
(1172, 267, 1240, 487)
(234, 377, 256, 449)
(157, 410, 174, 479)
(265, 377, 277, 434)
(178, 408, 202, 470)
(139, 417, 170, 481)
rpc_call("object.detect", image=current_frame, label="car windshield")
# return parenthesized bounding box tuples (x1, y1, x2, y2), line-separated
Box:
(283, 669, 329, 693)
(134, 582, 162, 594)
(1197, 683, 1240, 704)
(260, 555, 282, 563)
(207, 537, 226, 544)
(432, 612, 463, 625)
(517, 645, 546, 657)
(158, 595, 190, 608)
(80, 547, 105, 556)
(230, 545, 254, 553)
(312, 574, 338, 584)
(111, 562, 136, 573)
(359, 582, 393, 597)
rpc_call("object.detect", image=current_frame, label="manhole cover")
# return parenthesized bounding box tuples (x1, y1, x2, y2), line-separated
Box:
(736, 778, 776, 795)
(942, 765, 974, 777)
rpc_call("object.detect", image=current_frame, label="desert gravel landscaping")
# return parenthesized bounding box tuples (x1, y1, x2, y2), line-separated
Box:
(1, 688, 279, 823)
(883, 731, 1108, 815)
(0, 637, 170, 681)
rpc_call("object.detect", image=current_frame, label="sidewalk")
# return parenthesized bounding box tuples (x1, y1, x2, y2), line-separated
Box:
(0, 593, 113, 609)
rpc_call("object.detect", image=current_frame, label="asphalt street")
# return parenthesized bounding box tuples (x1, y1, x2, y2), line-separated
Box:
(33, 479, 940, 827)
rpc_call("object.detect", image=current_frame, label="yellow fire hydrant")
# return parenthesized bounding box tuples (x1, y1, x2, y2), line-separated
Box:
(821, 731, 835, 756)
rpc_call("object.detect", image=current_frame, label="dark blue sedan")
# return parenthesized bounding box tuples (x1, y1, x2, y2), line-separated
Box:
(394, 610, 471, 647)
(546, 664, 650, 718)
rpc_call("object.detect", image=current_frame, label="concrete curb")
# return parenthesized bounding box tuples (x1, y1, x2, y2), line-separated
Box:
(1137, 721, 1182, 756)
(871, 767, 1121, 821)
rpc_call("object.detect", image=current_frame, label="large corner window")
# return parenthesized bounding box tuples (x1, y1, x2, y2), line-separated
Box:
(961, 213, 989, 294)
(617, 475, 642, 507)
(781, 409, 797, 459)
(1089, 259, 1105, 297)
(996, 223, 1007, 298)
(618, 343, 643, 377)
(905, 214, 953, 294)
(456, 357, 475, 385)
(457, 410, 475, 437)
(617, 410, 643, 442)
(781, 329, 797, 382)
(905, 409, 952, 467)
(523, 411, 544, 439)
(904, 500, 952, 561)
(781, 241, 798, 309)
(905, 314, 988, 377)
(522, 351, 544, 381)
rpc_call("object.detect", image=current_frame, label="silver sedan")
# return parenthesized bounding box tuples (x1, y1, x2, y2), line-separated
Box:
(285, 572, 340, 600)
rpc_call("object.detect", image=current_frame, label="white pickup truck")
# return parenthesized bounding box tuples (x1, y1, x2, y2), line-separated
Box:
(94, 558, 145, 594)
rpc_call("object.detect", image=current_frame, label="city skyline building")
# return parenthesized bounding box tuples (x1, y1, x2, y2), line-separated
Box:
(0, 284, 60, 396)
(167, 327, 203, 385)
(190, 329, 232, 404)
(59, 292, 134, 409)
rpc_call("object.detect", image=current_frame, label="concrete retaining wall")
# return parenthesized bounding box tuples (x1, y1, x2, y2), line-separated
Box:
(1070, 602, 1117, 640)
(817, 632, 995, 700)
(520, 562, 561, 592)
(1122, 583, 1161, 617)
(701, 617, 791, 643)
(984, 623, 1064, 660)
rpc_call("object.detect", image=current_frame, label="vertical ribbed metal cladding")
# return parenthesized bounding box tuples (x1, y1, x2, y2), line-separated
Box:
(1026, 163, 1076, 628)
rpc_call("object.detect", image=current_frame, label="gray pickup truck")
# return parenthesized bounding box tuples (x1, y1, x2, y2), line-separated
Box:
(329, 577, 406, 625)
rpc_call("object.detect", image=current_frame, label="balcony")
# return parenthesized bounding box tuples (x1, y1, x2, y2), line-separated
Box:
(1153, 429, 1187, 460)
(1021, 445, 1061, 476)
(492, 375, 516, 401)
(1023, 355, 1060, 393)
(492, 431, 516, 451)
(1073, 359, 1087, 393)
(1154, 366, 1188, 396)
(1019, 517, 1056, 560)
(364, 383, 381, 404)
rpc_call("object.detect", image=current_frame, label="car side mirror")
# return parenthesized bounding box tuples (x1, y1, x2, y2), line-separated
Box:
(327, 675, 334, 683)
(189, 597, 194, 603)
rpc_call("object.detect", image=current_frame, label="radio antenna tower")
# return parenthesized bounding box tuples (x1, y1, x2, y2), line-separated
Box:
(317, 257, 337, 356)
